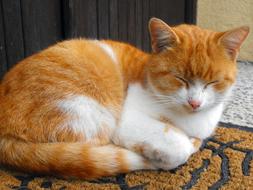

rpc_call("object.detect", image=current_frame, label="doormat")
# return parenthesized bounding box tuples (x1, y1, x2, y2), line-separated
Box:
(0, 123, 253, 190)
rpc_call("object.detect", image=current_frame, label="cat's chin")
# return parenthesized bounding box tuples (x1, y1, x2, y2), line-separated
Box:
(185, 108, 203, 115)
(183, 105, 201, 113)
(168, 105, 207, 115)
(188, 107, 213, 114)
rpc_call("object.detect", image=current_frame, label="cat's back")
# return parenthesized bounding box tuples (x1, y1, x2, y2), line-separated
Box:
(0, 39, 124, 141)
(2, 39, 119, 83)
(0, 39, 122, 99)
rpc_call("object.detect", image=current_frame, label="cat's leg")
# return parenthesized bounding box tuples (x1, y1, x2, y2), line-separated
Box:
(151, 124, 202, 169)
(164, 124, 202, 153)
(112, 109, 199, 170)
(47, 95, 156, 174)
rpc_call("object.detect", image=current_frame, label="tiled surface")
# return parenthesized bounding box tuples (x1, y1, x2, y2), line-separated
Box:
(221, 61, 253, 127)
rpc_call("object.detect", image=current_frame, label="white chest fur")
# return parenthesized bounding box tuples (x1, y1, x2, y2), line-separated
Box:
(122, 84, 167, 119)
(57, 95, 116, 140)
(124, 84, 223, 140)
(115, 84, 200, 170)
(165, 104, 223, 139)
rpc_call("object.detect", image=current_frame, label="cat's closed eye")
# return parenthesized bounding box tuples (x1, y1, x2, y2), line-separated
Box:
(175, 76, 189, 88)
(204, 80, 219, 89)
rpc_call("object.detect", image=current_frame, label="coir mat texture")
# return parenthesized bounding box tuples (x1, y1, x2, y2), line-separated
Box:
(0, 123, 253, 190)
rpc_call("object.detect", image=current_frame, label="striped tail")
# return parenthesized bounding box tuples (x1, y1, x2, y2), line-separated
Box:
(0, 136, 153, 179)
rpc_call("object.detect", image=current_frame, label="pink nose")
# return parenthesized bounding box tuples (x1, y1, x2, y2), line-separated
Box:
(188, 100, 201, 109)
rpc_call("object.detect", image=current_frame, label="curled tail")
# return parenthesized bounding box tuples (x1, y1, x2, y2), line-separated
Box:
(0, 136, 152, 179)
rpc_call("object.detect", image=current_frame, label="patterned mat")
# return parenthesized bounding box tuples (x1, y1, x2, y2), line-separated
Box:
(0, 123, 253, 190)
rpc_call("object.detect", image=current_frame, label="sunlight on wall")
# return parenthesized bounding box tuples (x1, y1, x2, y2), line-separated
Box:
(197, 0, 253, 61)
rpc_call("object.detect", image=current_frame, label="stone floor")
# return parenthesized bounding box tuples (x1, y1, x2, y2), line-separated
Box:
(221, 61, 253, 128)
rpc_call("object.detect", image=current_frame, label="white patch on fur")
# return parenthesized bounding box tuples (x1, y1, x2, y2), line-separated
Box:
(118, 83, 166, 118)
(166, 103, 223, 139)
(58, 95, 116, 140)
(112, 84, 164, 145)
(95, 41, 117, 64)
(162, 80, 232, 139)
(148, 76, 231, 139)
(112, 84, 195, 170)
(188, 81, 205, 105)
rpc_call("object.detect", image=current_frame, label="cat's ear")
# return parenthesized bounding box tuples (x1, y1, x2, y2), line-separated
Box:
(149, 18, 179, 53)
(219, 26, 249, 60)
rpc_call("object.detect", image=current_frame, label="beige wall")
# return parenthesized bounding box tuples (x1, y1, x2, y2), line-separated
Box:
(197, 0, 253, 61)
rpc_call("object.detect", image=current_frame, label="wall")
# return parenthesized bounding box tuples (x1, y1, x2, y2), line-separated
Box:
(197, 0, 253, 61)
(0, 0, 195, 79)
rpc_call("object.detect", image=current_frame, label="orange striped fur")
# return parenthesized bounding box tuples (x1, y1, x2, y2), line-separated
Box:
(0, 18, 249, 179)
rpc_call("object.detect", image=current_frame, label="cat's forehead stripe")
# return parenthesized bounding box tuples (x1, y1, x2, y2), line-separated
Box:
(174, 25, 217, 48)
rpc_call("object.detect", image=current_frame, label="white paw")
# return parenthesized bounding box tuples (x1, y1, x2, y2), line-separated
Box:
(141, 141, 193, 170)
(142, 128, 196, 170)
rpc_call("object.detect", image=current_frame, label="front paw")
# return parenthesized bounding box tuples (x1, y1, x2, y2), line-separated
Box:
(141, 140, 194, 170)
(144, 127, 199, 170)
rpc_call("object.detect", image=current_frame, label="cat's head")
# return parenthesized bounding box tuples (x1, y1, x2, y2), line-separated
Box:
(146, 18, 249, 113)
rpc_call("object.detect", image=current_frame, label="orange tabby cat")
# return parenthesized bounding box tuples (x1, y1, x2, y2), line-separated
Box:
(0, 18, 249, 179)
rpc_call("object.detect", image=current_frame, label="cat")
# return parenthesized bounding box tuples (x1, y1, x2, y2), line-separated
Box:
(0, 18, 249, 179)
